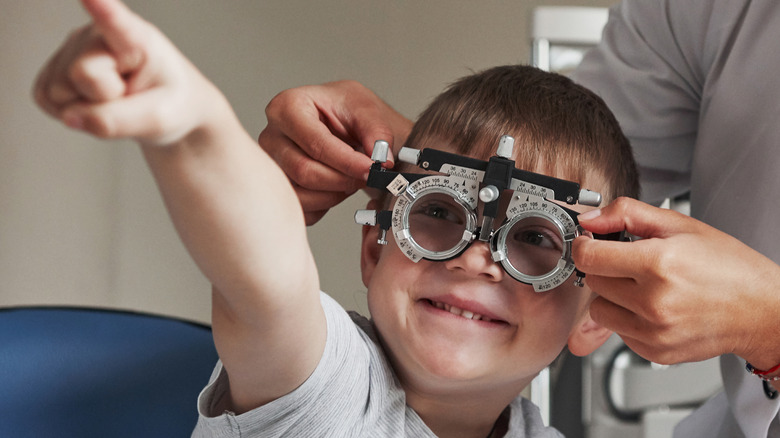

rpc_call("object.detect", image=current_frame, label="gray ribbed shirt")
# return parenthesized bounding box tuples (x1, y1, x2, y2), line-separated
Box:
(191, 292, 561, 437)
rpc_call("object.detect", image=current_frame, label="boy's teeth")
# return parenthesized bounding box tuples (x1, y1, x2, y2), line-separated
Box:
(431, 300, 488, 321)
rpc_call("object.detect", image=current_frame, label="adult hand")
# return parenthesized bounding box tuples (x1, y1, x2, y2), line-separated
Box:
(574, 197, 780, 371)
(259, 81, 413, 225)
(33, 0, 226, 147)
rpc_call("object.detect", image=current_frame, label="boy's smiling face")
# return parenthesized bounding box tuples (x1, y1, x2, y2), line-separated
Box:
(360, 139, 612, 399)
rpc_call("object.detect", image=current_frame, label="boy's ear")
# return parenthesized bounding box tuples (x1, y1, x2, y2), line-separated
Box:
(567, 310, 613, 357)
(360, 198, 384, 288)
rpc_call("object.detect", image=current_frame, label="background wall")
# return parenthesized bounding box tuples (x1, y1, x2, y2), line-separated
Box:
(1, 0, 617, 324)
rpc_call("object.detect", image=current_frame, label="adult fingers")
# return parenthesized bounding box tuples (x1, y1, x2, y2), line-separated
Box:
(588, 295, 640, 334)
(303, 210, 329, 227)
(261, 128, 365, 193)
(583, 273, 641, 312)
(264, 89, 375, 182)
(577, 197, 690, 239)
(293, 185, 353, 215)
(587, 295, 679, 363)
(572, 236, 659, 279)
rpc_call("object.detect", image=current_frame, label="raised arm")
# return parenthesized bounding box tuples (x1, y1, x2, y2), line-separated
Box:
(34, 0, 325, 413)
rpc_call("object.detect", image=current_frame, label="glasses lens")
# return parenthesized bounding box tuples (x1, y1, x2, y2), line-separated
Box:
(504, 216, 564, 277)
(408, 192, 469, 253)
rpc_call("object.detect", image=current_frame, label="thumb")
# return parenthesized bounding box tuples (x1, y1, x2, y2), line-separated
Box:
(80, 0, 147, 73)
(577, 197, 687, 239)
(62, 89, 183, 143)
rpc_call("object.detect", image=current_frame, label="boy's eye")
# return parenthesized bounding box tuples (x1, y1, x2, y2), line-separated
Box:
(419, 204, 460, 222)
(410, 193, 466, 225)
(408, 194, 470, 253)
(512, 227, 561, 251)
(517, 230, 548, 247)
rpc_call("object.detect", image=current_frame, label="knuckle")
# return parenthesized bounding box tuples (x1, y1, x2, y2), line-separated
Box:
(257, 127, 276, 151)
(610, 196, 632, 214)
(642, 292, 673, 325)
(305, 135, 328, 161)
(67, 59, 89, 85)
(331, 79, 361, 90)
(291, 157, 318, 186)
(646, 244, 680, 281)
(67, 49, 99, 80)
(265, 87, 304, 121)
(278, 145, 316, 185)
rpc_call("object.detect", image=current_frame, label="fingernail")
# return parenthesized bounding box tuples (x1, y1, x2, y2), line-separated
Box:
(578, 208, 602, 221)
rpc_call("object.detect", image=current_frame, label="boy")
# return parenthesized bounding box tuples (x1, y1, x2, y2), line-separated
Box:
(34, 1, 638, 437)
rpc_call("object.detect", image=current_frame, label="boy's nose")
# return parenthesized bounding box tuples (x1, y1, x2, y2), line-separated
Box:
(443, 241, 504, 282)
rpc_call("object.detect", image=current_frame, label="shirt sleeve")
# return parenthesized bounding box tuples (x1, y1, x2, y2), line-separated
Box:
(570, 0, 707, 205)
(191, 292, 373, 438)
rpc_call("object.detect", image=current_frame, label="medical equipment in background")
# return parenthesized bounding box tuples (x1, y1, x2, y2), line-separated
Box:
(531, 7, 721, 438)
(532, 6, 608, 74)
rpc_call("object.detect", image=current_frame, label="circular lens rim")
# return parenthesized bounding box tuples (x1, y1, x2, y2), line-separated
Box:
(398, 186, 477, 261)
(492, 208, 575, 288)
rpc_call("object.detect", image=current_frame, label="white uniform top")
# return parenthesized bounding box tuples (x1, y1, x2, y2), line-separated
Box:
(572, 0, 780, 436)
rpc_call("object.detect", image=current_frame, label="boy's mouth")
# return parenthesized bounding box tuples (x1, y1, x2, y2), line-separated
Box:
(425, 299, 500, 323)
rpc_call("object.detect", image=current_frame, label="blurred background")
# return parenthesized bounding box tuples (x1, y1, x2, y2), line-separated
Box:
(1, 0, 616, 323)
(5, 2, 722, 437)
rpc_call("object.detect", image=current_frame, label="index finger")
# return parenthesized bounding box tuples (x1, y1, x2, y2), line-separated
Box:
(80, 0, 146, 72)
(572, 235, 654, 279)
(578, 197, 690, 239)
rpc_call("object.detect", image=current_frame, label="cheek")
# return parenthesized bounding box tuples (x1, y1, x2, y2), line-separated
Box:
(366, 247, 415, 316)
(519, 287, 588, 337)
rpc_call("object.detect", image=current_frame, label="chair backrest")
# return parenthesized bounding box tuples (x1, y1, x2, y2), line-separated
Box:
(0, 307, 219, 438)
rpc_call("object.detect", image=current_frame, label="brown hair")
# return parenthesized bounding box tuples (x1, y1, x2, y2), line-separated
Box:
(401, 65, 639, 202)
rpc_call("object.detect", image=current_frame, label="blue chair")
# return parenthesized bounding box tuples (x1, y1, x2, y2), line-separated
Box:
(0, 307, 219, 438)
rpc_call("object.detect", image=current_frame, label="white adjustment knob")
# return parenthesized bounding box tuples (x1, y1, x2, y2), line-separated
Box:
(371, 140, 390, 163)
(354, 209, 377, 226)
(479, 185, 500, 203)
(398, 147, 421, 165)
(497, 135, 515, 159)
(578, 189, 602, 207)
